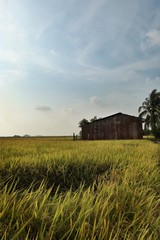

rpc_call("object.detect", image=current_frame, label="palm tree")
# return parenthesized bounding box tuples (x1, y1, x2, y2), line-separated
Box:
(138, 89, 160, 133)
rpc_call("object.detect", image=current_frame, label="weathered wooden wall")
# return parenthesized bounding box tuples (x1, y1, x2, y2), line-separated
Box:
(82, 113, 143, 140)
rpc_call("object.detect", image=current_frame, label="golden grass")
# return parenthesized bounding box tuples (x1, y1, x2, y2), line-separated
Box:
(0, 138, 159, 239)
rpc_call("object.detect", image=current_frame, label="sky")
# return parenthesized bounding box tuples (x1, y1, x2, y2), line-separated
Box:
(0, 0, 160, 136)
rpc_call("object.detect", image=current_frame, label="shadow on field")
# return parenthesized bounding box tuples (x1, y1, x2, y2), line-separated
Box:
(0, 162, 113, 194)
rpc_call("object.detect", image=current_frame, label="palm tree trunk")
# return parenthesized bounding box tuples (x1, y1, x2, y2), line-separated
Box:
(151, 111, 156, 133)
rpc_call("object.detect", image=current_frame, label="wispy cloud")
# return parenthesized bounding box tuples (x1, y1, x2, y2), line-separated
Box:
(145, 76, 160, 85)
(35, 106, 52, 112)
(71, 0, 106, 33)
(63, 108, 78, 115)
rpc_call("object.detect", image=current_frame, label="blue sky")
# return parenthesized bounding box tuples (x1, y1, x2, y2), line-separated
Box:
(0, 0, 160, 136)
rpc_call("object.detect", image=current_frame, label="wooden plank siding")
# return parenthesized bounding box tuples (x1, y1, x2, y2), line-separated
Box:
(82, 112, 143, 140)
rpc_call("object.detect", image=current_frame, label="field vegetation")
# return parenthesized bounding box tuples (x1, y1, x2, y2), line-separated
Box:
(0, 137, 159, 239)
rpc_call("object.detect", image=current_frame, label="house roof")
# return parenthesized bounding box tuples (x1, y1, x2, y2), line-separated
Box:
(91, 112, 140, 123)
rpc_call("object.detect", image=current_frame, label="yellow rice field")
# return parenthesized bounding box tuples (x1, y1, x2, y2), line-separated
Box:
(0, 138, 159, 239)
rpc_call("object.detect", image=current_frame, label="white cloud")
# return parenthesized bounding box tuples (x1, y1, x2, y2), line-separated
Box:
(0, 68, 27, 86)
(0, 5, 27, 49)
(50, 49, 58, 56)
(141, 28, 160, 52)
(0, 49, 22, 65)
(146, 29, 160, 46)
(90, 96, 105, 107)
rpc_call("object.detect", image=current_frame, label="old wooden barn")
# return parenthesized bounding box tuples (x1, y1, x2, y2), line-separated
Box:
(82, 112, 143, 140)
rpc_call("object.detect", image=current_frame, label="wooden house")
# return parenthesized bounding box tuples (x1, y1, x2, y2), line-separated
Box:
(82, 112, 143, 140)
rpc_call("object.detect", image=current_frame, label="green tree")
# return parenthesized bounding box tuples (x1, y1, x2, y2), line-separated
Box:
(78, 118, 89, 128)
(138, 89, 160, 133)
(90, 116, 98, 122)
